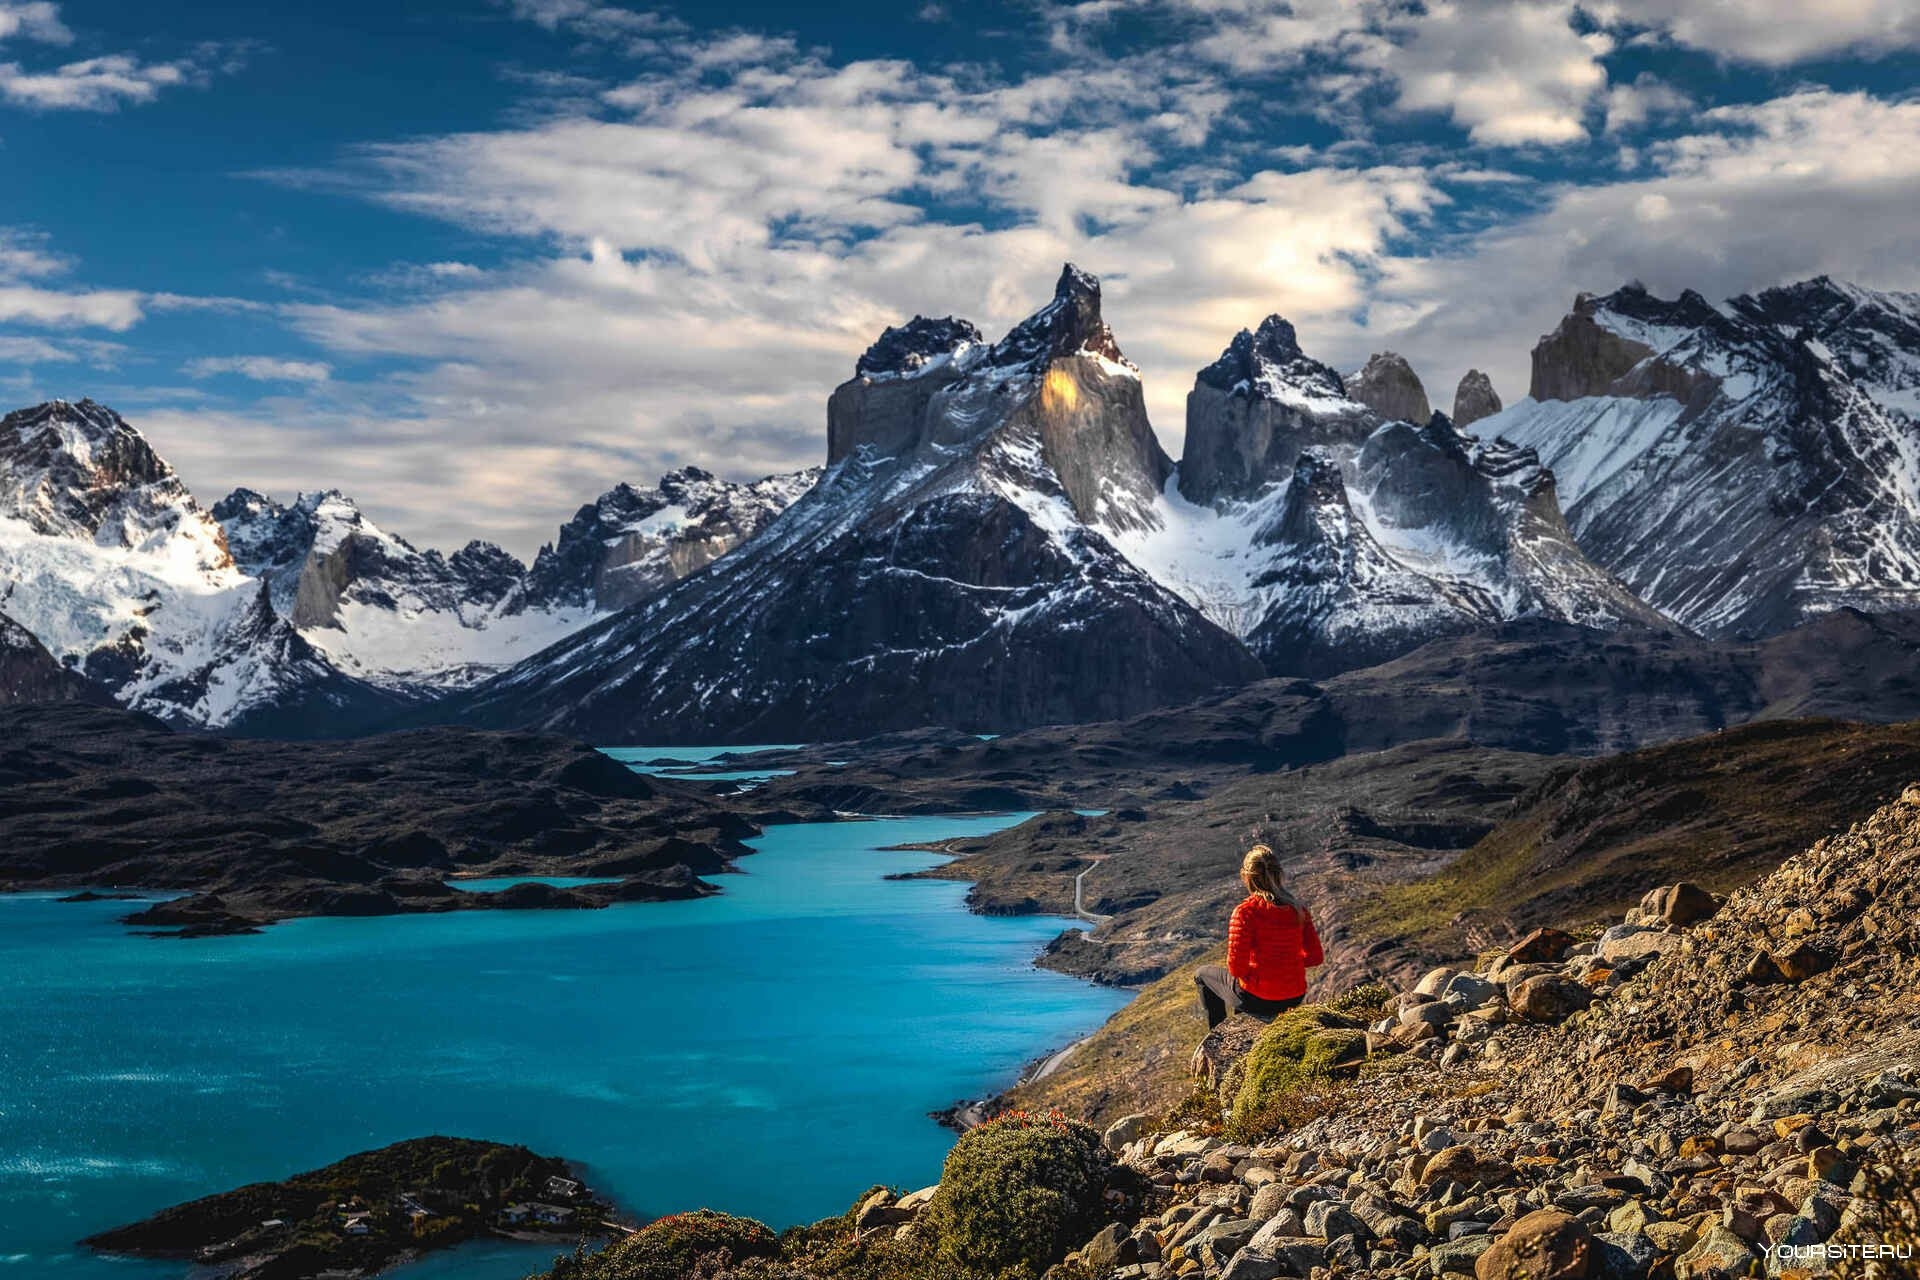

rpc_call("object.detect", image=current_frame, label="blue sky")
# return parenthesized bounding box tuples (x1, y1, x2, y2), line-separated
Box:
(5, 0, 1920, 555)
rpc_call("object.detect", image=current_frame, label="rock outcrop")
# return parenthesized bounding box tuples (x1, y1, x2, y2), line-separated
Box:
(0, 701, 757, 934)
(1452, 369, 1503, 427)
(1345, 351, 1433, 425)
(1114, 322, 1667, 679)
(508, 466, 820, 615)
(1179, 315, 1372, 506)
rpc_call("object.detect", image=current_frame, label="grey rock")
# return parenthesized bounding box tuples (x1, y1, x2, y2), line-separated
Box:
(1347, 351, 1433, 424)
(1452, 369, 1503, 428)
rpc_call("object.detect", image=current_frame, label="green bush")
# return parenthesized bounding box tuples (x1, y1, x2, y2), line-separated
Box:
(1228, 1005, 1366, 1139)
(1325, 982, 1392, 1021)
(538, 1209, 777, 1280)
(923, 1110, 1115, 1280)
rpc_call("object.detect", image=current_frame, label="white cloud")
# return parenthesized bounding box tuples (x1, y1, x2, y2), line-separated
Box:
(185, 355, 333, 384)
(1603, 72, 1692, 134)
(0, 334, 121, 364)
(1353, 0, 1612, 145)
(0, 282, 142, 329)
(1595, 0, 1920, 64)
(0, 2, 69, 44)
(0, 51, 197, 111)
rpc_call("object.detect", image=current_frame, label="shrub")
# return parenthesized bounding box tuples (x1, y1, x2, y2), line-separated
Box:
(1228, 1005, 1366, 1140)
(539, 1210, 777, 1280)
(1326, 981, 1392, 1021)
(923, 1110, 1115, 1279)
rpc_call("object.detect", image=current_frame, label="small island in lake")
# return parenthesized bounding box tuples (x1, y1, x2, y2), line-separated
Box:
(83, 1135, 610, 1279)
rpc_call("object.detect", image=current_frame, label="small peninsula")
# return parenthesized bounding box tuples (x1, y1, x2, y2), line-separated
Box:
(83, 1136, 608, 1279)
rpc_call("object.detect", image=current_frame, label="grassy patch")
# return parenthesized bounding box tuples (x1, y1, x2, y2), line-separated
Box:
(1349, 718, 1920, 951)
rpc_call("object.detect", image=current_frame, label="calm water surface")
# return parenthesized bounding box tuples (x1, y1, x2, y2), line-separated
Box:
(0, 810, 1128, 1278)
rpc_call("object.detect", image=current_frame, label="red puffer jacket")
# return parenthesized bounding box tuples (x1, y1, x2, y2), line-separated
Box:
(1227, 895, 1323, 1001)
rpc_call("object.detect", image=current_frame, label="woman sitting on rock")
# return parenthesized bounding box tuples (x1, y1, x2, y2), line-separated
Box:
(1194, 844, 1323, 1030)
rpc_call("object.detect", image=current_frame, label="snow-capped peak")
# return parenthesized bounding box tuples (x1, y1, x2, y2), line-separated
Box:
(1196, 314, 1354, 411)
(855, 316, 984, 380)
(986, 262, 1135, 374)
(1488, 276, 1920, 638)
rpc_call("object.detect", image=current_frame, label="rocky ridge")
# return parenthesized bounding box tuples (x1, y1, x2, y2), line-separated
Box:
(1486, 278, 1920, 638)
(0, 397, 817, 726)
(1117, 320, 1666, 678)
(431, 265, 1265, 742)
(0, 400, 401, 731)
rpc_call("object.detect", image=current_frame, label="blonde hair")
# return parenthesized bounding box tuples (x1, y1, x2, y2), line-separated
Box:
(1240, 844, 1296, 909)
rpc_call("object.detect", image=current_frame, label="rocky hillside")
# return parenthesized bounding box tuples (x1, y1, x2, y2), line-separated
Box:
(527, 788, 1920, 1280)
(1486, 278, 1920, 638)
(0, 608, 99, 704)
(508, 465, 822, 615)
(1117, 317, 1665, 677)
(737, 609, 1920, 996)
(431, 265, 1265, 742)
(215, 468, 818, 699)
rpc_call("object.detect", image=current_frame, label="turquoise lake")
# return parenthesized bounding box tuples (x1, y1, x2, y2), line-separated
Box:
(0, 811, 1131, 1277)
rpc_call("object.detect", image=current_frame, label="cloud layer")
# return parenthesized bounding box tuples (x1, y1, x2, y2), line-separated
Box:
(4, 0, 1919, 557)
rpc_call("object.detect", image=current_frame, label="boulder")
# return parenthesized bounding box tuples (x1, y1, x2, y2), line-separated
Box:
(1442, 972, 1500, 1010)
(1598, 926, 1679, 966)
(1674, 1224, 1758, 1279)
(1305, 1199, 1369, 1243)
(1592, 1231, 1656, 1280)
(1511, 975, 1595, 1023)
(1475, 1209, 1593, 1280)
(1422, 1145, 1515, 1188)
(1773, 942, 1833, 983)
(1103, 1113, 1149, 1154)
(1639, 883, 1719, 927)
(1435, 1235, 1498, 1275)
(1507, 928, 1576, 965)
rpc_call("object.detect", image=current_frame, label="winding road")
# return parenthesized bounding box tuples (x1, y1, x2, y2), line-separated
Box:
(1073, 854, 1112, 923)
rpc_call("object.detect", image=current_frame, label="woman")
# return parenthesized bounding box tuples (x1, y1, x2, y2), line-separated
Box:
(1194, 844, 1324, 1030)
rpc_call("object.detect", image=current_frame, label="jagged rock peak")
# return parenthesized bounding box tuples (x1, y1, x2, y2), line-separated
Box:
(1530, 283, 1725, 403)
(988, 262, 1131, 371)
(1452, 369, 1503, 427)
(1196, 315, 1349, 402)
(854, 315, 983, 379)
(1344, 352, 1432, 424)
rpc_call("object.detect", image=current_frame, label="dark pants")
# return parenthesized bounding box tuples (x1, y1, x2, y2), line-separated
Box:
(1195, 964, 1302, 1030)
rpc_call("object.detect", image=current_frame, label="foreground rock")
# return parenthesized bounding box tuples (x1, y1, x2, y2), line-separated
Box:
(85, 1136, 607, 1280)
(0, 703, 758, 934)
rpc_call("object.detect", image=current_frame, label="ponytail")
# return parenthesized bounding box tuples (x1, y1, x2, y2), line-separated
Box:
(1240, 844, 1298, 913)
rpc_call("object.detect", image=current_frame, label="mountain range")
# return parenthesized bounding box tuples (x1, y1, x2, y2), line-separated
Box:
(5, 268, 1920, 739)
(0, 399, 815, 729)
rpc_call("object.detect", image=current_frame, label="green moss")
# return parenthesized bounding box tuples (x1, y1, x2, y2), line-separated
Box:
(1228, 1006, 1365, 1139)
(922, 1111, 1115, 1280)
(540, 1210, 776, 1280)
